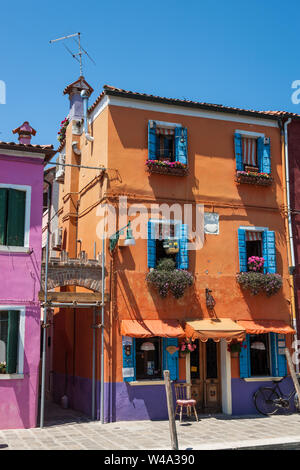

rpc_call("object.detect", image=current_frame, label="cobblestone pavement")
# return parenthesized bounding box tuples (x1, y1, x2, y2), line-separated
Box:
(1, 402, 300, 450)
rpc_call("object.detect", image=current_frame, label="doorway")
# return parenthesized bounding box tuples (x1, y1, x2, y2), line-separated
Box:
(190, 339, 221, 413)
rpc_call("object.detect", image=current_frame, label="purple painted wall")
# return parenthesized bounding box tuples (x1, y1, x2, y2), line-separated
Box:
(0, 153, 44, 429)
(232, 377, 295, 415)
(53, 372, 181, 422)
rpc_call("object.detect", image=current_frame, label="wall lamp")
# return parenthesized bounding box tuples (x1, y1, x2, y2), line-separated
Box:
(109, 221, 135, 252)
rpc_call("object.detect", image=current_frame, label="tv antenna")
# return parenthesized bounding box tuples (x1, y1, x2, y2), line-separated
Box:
(49, 32, 95, 76)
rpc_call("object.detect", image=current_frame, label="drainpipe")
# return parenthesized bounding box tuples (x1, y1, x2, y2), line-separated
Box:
(80, 90, 94, 142)
(283, 118, 299, 373)
(40, 180, 52, 428)
(100, 236, 105, 423)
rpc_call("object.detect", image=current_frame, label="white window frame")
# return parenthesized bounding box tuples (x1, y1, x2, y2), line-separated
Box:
(0, 183, 31, 253)
(0, 305, 25, 379)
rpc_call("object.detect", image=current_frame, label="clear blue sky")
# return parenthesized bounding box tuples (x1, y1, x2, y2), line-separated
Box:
(1, 0, 300, 157)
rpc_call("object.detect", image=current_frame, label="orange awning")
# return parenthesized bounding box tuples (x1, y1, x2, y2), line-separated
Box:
(185, 318, 246, 343)
(237, 320, 295, 335)
(120, 319, 185, 338)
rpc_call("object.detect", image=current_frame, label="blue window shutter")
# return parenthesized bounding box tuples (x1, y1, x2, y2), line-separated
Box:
(257, 137, 271, 174)
(175, 223, 189, 269)
(238, 228, 247, 272)
(148, 121, 157, 160)
(162, 338, 179, 381)
(270, 333, 287, 377)
(175, 127, 188, 165)
(234, 133, 243, 171)
(239, 336, 250, 378)
(147, 220, 156, 268)
(122, 337, 136, 382)
(262, 230, 276, 274)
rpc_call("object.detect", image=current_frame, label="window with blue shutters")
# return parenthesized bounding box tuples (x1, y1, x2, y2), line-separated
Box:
(238, 228, 276, 274)
(147, 220, 189, 270)
(147, 121, 188, 166)
(234, 133, 271, 176)
(239, 333, 287, 378)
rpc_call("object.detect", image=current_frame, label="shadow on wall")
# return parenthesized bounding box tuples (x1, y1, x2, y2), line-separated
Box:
(107, 382, 174, 422)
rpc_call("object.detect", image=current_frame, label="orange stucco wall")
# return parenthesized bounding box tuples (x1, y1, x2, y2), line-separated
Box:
(53, 99, 292, 385)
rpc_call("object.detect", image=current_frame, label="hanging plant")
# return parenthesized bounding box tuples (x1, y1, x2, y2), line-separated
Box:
(177, 339, 197, 356)
(57, 118, 69, 143)
(227, 339, 246, 355)
(146, 258, 193, 299)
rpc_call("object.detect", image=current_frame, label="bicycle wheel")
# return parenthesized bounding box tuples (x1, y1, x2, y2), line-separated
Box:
(254, 387, 280, 416)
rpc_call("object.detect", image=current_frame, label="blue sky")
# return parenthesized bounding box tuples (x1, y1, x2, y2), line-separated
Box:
(1, 0, 300, 156)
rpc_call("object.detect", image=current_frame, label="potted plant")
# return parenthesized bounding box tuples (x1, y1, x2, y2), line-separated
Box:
(248, 256, 265, 273)
(0, 361, 6, 374)
(163, 238, 179, 255)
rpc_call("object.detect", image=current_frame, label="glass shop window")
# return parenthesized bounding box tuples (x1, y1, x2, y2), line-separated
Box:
(249, 334, 270, 376)
(135, 337, 162, 380)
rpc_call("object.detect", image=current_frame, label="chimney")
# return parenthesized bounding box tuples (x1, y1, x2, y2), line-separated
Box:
(12, 121, 36, 145)
(63, 76, 93, 120)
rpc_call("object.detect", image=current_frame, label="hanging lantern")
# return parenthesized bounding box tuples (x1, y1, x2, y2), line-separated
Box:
(140, 342, 155, 351)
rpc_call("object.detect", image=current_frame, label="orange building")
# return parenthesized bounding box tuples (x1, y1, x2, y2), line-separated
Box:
(50, 78, 297, 421)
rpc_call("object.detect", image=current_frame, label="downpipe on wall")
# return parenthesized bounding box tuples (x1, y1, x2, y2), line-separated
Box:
(283, 118, 299, 373)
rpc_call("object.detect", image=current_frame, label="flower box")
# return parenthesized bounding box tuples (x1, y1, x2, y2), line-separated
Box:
(236, 171, 272, 186)
(236, 271, 283, 296)
(146, 258, 194, 299)
(146, 160, 188, 176)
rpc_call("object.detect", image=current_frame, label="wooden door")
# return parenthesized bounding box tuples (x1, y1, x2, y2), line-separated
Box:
(190, 339, 221, 413)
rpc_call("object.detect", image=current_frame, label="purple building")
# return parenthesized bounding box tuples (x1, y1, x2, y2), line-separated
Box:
(0, 122, 55, 429)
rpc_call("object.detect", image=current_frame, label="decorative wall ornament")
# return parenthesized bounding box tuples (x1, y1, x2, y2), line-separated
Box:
(204, 212, 219, 235)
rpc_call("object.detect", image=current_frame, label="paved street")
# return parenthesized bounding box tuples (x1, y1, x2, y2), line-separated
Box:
(1, 402, 300, 450)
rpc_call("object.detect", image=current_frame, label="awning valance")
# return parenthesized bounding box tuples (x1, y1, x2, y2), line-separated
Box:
(237, 320, 295, 335)
(185, 318, 246, 343)
(120, 319, 185, 338)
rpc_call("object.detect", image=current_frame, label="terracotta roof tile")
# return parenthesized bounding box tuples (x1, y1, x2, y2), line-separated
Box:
(88, 85, 300, 120)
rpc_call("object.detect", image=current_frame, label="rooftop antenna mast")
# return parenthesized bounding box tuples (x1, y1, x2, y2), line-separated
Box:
(49, 32, 95, 76)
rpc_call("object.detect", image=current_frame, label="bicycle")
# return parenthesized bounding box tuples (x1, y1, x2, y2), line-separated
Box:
(253, 377, 300, 416)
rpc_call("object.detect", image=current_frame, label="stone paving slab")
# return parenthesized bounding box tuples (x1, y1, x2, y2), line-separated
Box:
(1, 402, 300, 450)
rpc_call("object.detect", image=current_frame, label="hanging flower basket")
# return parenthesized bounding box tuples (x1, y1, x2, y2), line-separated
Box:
(237, 271, 283, 296)
(177, 339, 197, 357)
(146, 160, 188, 176)
(236, 171, 272, 186)
(227, 340, 246, 357)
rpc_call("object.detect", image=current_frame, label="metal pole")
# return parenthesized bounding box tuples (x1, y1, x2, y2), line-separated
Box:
(92, 307, 96, 420)
(100, 237, 105, 423)
(40, 181, 51, 428)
